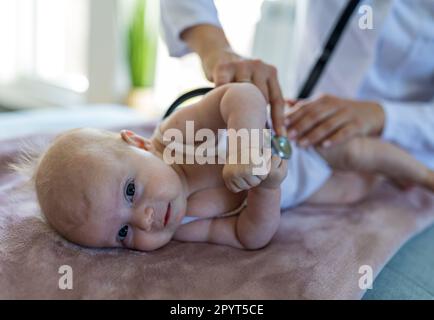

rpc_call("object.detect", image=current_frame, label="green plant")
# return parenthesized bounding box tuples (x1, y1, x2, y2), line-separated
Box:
(127, 0, 159, 88)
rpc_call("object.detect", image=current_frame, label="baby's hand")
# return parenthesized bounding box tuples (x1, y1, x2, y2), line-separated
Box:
(222, 155, 287, 193)
(222, 162, 268, 193)
(260, 155, 288, 189)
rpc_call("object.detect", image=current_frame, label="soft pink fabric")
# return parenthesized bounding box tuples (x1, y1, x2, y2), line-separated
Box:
(1, 124, 434, 299)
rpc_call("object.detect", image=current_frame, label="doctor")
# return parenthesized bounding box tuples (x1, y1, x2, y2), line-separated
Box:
(160, 0, 434, 169)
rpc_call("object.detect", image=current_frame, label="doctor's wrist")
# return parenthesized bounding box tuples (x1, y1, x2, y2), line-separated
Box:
(368, 101, 385, 137)
(181, 24, 232, 61)
(201, 48, 242, 82)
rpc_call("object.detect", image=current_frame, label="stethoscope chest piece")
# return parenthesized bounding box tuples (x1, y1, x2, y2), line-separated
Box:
(272, 136, 292, 160)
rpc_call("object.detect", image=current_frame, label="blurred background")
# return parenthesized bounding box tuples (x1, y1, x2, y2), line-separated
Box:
(0, 0, 296, 111)
(0, 0, 299, 139)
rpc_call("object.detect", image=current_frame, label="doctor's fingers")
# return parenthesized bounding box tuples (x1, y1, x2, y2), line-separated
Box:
(213, 60, 257, 86)
(245, 60, 286, 135)
(234, 61, 254, 83)
(298, 110, 352, 148)
(286, 94, 348, 124)
(268, 75, 286, 137)
(213, 62, 236, 86)
(286, 100, 342, 139)
(251, 73, 269, 102)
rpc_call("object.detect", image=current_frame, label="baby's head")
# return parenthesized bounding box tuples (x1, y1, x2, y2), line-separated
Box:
(33, 128, 186, 251)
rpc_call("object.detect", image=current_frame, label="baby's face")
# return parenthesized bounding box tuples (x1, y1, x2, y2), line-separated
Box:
(38, 128, 187, 251)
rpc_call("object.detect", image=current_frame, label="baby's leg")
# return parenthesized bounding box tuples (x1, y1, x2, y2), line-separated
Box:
(318, 137, 434, 192)
(306, 172, 380, 205)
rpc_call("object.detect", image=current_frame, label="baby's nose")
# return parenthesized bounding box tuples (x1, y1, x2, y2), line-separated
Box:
(135, 207, 154, 232)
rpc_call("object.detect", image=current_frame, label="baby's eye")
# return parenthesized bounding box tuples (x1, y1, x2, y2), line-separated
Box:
(117, 225, 129, 241)
(124, 179, 135, 203)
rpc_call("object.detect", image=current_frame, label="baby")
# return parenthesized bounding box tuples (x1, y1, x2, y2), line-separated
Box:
(22, 83, 434, 251)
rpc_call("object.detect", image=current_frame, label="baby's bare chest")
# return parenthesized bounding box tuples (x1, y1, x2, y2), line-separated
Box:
(184, 163, 247, 218)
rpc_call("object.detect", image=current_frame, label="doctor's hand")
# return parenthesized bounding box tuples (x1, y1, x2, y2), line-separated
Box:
(202, 49, 286, 137)
(182, 24, 286, 136)
(285, 94, 385, 148)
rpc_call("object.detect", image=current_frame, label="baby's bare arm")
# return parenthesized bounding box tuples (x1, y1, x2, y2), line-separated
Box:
(173, 186, 281, 250)
(159, 83, 268, 137)
(174, 156, 286, 250)
(236, 186, 281, 249)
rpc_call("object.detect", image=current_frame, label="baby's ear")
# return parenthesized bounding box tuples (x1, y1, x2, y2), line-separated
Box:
(120, 130, 154, 151)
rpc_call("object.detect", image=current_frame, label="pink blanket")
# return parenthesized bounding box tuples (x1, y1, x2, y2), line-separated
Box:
(1, 124, 434, 299)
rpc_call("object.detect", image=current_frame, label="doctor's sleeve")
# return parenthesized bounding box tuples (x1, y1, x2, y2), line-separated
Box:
(160, 0, 222, 57)
(379, 100, 434, 153)
(355, 0, 434, 156)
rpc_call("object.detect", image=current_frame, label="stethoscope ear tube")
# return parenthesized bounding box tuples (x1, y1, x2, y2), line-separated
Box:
(162, 87, 292, 160)
(163, 87, 214, 119)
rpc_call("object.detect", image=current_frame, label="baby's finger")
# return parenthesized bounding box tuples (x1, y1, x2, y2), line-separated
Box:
(256, 158, 273, 180)
(226, 178, 243, 193)
(225, 180, 241, 194)
(232, 178, 249, 192)
(278, 159, 288, 178)
(270, 155, 282, 168)
(279, 159, 288, 171)
(244, 175, 263, 188)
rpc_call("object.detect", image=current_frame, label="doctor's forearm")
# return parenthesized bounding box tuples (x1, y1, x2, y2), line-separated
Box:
(181, 24, 234, 62)
(380, 101, 434, 153)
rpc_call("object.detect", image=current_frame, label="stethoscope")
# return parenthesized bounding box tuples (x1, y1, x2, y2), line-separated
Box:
(161, 0, 361, 160)
(162, 87, 293, 160)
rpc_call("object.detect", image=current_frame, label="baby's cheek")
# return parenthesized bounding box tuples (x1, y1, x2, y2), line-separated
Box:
(153, 168, 182, 197)
(133, 231, 172, 251)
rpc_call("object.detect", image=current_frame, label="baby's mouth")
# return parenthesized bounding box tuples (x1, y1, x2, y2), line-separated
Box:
(163, 203, 171, 227)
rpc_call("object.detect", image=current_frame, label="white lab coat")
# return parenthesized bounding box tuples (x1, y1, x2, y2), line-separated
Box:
(357, 0, 434, 168)
(160, 0, 390, 97)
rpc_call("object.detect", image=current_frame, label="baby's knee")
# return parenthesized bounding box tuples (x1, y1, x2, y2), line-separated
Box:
(319, 137, 370, 171)
(307, 172, 377, 205)
(340, 137, 369, 170)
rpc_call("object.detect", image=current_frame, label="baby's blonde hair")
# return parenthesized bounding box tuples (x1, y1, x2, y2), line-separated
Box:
(9, 139, 46, 182)
(8, 138, 50, 222)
